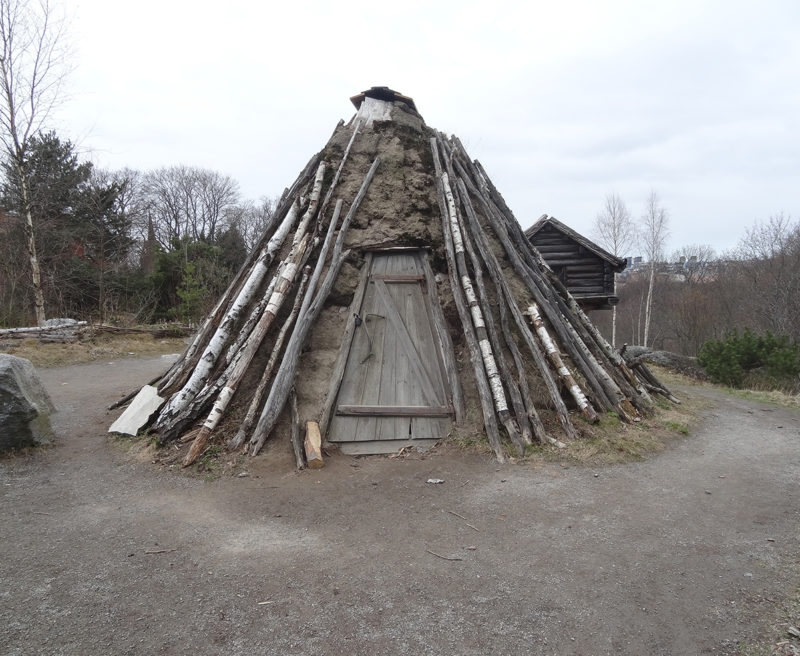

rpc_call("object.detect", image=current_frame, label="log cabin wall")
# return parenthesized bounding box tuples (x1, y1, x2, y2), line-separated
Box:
(525, 218, 625, 310)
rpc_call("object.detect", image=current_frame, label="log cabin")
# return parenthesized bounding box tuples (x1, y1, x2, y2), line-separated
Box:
(525, 215, 626, 310)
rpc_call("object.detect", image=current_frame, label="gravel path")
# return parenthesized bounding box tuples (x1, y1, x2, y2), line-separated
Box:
(1, 356, 799, 655)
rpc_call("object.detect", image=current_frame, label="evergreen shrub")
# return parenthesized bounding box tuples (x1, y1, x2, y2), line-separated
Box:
(698, 329, 800, 391)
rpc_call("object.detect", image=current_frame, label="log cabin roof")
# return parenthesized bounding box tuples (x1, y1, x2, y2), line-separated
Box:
(525, 215, 627, 273)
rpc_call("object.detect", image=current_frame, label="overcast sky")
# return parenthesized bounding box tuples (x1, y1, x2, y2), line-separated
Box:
(59, 0, 799, 257)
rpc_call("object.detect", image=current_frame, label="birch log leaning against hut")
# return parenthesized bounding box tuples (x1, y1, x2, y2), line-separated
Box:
(185, 184, 337, 459)
(228, 261, 316, 450)
(438, 140, 573, 445)
(525, 304, 599, 423)
(247, 159, 380, 456)
(155, 195, 306, 427)
(451, 177, 554, 446)
(453, 181, 532, 453)
(234, 199, 346, 452)
(430, 139, 506, 461)
(290, 388, 305, 470)
(155, 175, 304, 397)
(519, 236, 653, 414)
(467, 153, 650, 418)
(158, 162, 327, 433)
(159, 150, 322, 395)
(452, 149, 618, 413)
(182, 268, 313, 467)
(441, 170, 522, 450)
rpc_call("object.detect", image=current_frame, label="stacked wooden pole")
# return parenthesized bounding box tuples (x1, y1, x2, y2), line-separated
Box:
(425, 131, 678, 458)
(116, 113, 680, 467)
(127, 121, 374, 464)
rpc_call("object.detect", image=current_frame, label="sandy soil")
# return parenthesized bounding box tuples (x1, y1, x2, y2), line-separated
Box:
(1, 356, 799, 655)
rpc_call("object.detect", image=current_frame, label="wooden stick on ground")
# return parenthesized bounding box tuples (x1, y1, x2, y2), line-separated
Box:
(290, 388, 305, 469)
(304, 421, 324, 469)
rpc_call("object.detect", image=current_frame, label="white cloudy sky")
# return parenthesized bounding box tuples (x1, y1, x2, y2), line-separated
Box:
(59, 0, 799, 256)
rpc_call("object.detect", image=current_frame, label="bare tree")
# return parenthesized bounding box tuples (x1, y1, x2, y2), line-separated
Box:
(639, 190, 669, 347)
(732, 213, 800, 340)
(593, 192, 634, 347)
(0, 0, 68, 325)
(141, 166, 240, 249)
(670, 243, 716, 286)
(657, 244, 718, 355)
(227, 195, 277, 252)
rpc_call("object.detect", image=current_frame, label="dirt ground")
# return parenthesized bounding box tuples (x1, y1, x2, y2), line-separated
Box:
(1, 356, 799, 655)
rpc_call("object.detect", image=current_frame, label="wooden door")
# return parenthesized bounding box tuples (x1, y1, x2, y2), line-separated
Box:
(328, 251, 452, 454)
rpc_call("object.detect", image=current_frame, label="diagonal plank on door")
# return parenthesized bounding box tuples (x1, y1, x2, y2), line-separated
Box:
(372, 278, 443, 406)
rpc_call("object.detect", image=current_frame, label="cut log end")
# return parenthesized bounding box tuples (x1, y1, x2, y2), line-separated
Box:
(304, 421, 324, 469)
(182, 426, 212, 467)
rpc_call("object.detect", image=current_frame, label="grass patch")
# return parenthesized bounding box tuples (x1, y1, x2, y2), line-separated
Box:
(518, 383, 710, 467)
(1, 332, 187, 367)
(650, 361, 800, 412)
(728, 388, 800, 411)
(198, 444, 224, 480)
(665, 421, 690, 435)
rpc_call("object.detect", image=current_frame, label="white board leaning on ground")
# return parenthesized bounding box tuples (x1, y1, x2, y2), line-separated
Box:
(109, 385, 164, 436)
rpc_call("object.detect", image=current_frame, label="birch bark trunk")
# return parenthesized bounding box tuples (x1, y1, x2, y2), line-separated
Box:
(643, 261, 655, 347)
(19, 171, 46, 326)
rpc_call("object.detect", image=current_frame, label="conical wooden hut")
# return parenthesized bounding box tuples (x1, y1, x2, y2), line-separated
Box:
(111, 87, 676, 466)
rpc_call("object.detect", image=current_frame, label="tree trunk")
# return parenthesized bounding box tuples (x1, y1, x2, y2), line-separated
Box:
(526, 304, 598, 423)
(643, 261, 655, 347)
(611, 305, 617, 348)
(19, 169, 46, 326)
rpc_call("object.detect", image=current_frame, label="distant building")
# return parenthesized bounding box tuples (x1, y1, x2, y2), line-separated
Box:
(525, 215, 627, 310)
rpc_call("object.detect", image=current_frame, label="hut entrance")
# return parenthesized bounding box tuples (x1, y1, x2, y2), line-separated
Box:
(327, 250, 453, 454)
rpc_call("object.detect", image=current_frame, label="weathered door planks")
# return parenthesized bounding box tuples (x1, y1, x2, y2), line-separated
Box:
(328, 251, 452, 449)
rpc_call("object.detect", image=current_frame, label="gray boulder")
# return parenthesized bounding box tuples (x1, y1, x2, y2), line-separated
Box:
(0, 354, 55, 451)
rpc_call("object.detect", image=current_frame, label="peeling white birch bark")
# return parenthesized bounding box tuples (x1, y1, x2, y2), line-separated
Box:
(182, 268, 312, 467)
(526, 304, 598, 423)
(292, 163, 326, 249)
(157, 197, 303, 423)
(442, 171, 510, 416)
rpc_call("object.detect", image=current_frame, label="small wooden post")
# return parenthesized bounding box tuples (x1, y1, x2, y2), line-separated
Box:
(304, 421, 324, 469)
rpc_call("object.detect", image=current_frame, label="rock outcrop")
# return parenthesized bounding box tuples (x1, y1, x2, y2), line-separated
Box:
(0, 354, 55, 451)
